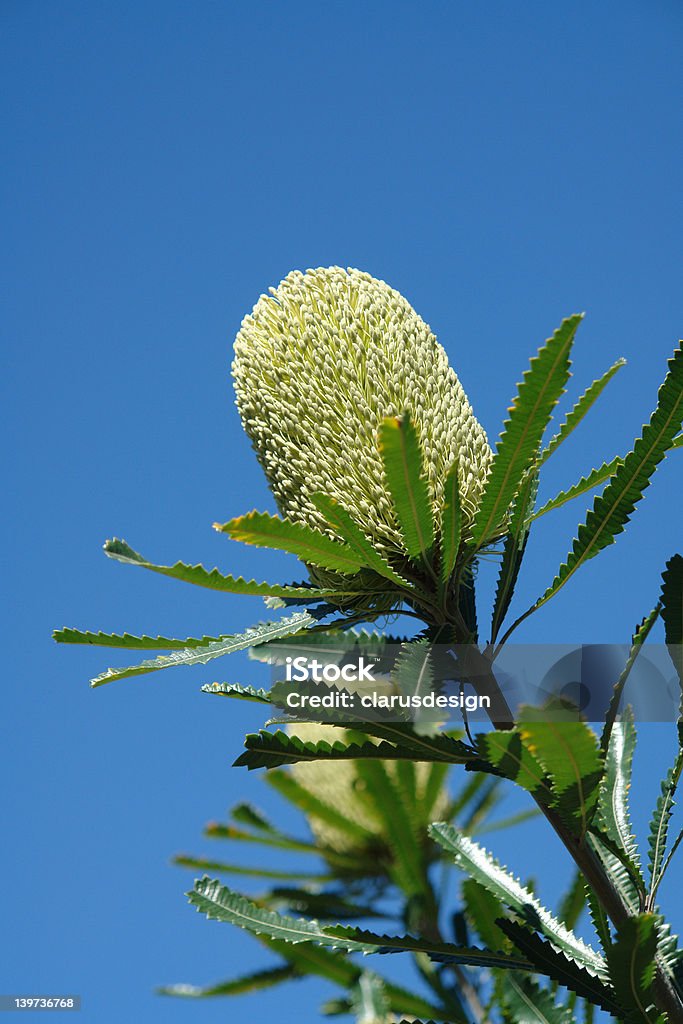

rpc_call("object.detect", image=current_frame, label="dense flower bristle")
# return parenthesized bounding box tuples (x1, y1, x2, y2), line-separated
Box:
(232, 266, 492, 556)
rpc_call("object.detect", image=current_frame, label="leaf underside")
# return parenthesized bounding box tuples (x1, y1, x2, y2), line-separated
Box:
(429, 823, 605, 975)
(595, 708, 643, 893)
(90, 612, 312, 687)
(188, 877, 533, 972)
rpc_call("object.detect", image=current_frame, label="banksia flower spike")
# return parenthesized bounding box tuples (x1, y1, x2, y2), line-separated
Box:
(287, 722, 450, 859)
(232, 267, 493, 570)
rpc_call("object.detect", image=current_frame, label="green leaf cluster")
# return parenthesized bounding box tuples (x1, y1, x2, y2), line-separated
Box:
(54, 319, 683, 1023)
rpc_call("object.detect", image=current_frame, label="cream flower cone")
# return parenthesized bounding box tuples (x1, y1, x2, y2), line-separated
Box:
(233, 267, 492, 559)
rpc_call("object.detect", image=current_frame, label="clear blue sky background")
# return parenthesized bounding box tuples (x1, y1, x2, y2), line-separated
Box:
(3, 2, 682, 1021)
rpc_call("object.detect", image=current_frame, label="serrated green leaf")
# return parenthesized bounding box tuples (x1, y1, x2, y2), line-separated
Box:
(230, 802, 276, 832)
(589, 827, 644, 910)
(249, 628, 407, 666)
(345, 721, 476, 766)
(491, 466, 539, 643)
(392, 638, 438, 732)
(595, 708, 644, 897)
(267, 678, 476, 763)
(393, 638, 434, 703)
(103, 538, 353, 598)
(158, 963, 298, 999)
(652, 913, 683, 983)
(390, 1020, 442, 1024)
(188, 879, 529, 975)
(540, 358, 626, 464)
(439, 462, 462, 584)
(429, 824, 605, 976)
(173, 854, 333, 882)
(90, 612, 313, 687)
(605, 914, 663, 1023)
(188, 877, 372, 948)
(378, 413, 435, 562)
(503, 975, 575, 1024)
(530, 458, 622, 522)
(387, 1020, 440, 1024)
(586, 831, 640, 917)
(585, 883, 612, 954)
(646, 749, 683, 907)
(234, 730, 465, 771)
(518, 710, 604, 835)
(557, 872, 587, 934)
(53, 628, 231, 649)
(475, 729, 554, 805)
(524, 341, 683, 620)
(202, 821, 365, 872)
(215, 511, 365, 573)
(322, 924, 534, 971)
(202, 682, 273, 703)
(311, 494, 414, 589)
(601, 608, 660, 757)
(653, 828, 683, 909)
(496, 920, 620, 1015)
(354, 759, 427, 897)
(470, 315, 582, 547)
(661, 554, 683, 688)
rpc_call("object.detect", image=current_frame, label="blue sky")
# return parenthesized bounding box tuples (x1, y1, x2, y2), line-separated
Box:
(3, 2, 682, 1021)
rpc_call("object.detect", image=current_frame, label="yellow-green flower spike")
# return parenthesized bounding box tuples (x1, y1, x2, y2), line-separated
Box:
(233, 267, 492, 559)
(288, 722, 449, 856)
